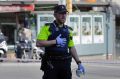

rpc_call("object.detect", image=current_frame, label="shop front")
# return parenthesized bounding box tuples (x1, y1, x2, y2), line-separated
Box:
(36, 0, 115, 58)
(0, 2, 35, 49)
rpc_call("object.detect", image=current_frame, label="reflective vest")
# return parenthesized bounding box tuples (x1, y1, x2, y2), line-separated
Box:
(45, 23, 70, 56)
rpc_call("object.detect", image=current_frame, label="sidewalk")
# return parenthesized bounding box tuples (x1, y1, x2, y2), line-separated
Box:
(79, 54, 120, 64)
(6, 50, 112, 61)
(2, 51, 120, 64)
(80, 54, 109, 61)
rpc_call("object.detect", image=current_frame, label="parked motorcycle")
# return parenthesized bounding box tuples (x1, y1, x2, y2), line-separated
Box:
(0, 33, 8, 59)
(15, 40, 32, 59)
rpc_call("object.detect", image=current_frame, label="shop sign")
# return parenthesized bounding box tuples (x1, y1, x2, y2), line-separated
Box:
(0, 5, 34, 13)
(22, 4, 34, 11)
(0, 6, 21, 12)
(0, 0, 34, 1)
(36, 0, 58, 1)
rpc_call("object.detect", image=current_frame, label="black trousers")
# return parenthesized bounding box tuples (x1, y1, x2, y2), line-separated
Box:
(15, 47, 22, 58)
(42, 60, 72, 79)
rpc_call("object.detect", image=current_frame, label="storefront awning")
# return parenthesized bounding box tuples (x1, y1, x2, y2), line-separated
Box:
(0, 4, 34, 13)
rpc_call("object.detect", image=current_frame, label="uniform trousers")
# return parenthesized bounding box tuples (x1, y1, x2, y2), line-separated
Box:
(42, 59, 72, 79)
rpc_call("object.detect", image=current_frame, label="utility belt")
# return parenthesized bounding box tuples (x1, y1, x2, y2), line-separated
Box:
(48, 55, 72, 61)
(41, 54, 72, 71)
(46, 54, 72, 61)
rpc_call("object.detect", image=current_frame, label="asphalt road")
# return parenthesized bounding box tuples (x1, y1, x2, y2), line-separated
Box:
(78, 63, 120, 79)
(0, 61, 120, 79)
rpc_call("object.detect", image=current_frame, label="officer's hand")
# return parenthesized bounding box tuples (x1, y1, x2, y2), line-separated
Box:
(56, 34, 66, 47)
(76, 63, 85, 77)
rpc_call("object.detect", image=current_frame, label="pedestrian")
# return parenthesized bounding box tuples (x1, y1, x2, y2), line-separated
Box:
(16, 26, 32, 59)
(36, 5, 85, 79)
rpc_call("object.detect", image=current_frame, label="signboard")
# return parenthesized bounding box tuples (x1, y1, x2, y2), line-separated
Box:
(36, 0, 59, 1)
(86, 0, 96, 3)
(0, 4, 34, 13)
(0, 0, 34, 1)
(81, 15, 92, 44)
(0, 6, 21, 12)
(37, 14, 54, 33)
(93, 15, 104, 43)
(68, 15, 80, 44)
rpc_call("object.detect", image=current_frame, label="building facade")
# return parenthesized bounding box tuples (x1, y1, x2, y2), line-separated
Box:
(35, 0, 114, 58)
(1, 0, 120, 59)
(0, 0, 35, 49)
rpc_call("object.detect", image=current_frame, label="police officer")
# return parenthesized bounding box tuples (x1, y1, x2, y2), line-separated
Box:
(36, 5, 85, 79)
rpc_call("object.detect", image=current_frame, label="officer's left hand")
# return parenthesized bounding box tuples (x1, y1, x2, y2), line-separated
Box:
(76, 63, 85, 77)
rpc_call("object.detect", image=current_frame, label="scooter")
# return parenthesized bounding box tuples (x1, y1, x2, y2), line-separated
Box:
(15, 39, 32, 59)
(0, 33, 8, 59)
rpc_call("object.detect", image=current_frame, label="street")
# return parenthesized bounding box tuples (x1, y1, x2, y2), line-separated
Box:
(0, 61, 120, 79)
(72, 61, 120, 79)
(0, 63, 43, 79)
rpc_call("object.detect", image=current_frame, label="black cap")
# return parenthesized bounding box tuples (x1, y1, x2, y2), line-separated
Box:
(54, 5, 68, 13)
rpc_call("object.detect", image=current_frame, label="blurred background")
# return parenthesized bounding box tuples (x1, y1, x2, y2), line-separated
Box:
(0, 0, 120, 60)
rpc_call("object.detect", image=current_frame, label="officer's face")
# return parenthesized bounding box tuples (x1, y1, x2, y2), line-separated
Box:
(54, 12, 67, 24)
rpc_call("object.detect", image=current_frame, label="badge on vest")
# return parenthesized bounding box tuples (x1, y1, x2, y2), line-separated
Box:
(56, 27, 59, 31)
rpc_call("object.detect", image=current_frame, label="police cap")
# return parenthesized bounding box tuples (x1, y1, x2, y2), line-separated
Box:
(54, 5, 68, 13)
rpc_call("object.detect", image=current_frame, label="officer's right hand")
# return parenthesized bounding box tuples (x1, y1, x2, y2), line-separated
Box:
(56, 34, 66, 47)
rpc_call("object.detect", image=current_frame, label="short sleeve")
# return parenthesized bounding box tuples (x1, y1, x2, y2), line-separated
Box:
(37, 25, 50, 40)
(68, 29, 74, 47)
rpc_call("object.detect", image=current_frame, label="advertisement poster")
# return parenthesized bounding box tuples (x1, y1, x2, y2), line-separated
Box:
(39, 16, 54, 26)
(81, 15, 92, 44)
(93, 15, 104, 43)
(37, 14, 54, 33)
(68, 15, 80, 44)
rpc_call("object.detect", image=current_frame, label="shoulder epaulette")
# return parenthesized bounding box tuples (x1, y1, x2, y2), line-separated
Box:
(67, 26, 73, 31)
(45, 23, 51, 26)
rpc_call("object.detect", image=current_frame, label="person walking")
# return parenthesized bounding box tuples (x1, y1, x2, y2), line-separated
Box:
(36, 5, 85, 79)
